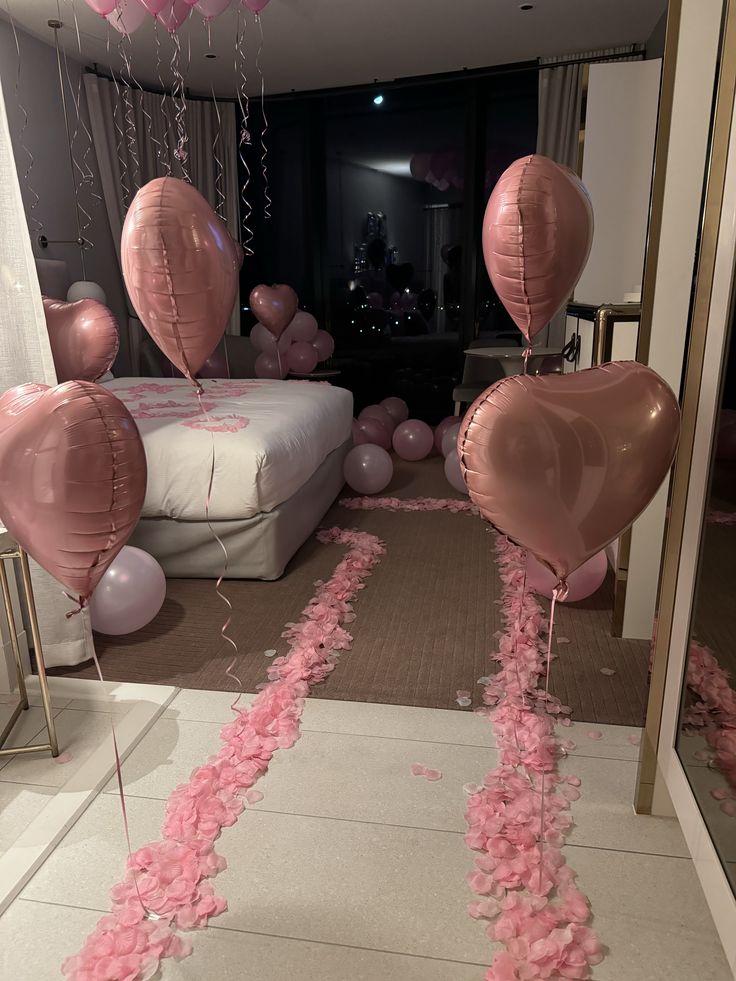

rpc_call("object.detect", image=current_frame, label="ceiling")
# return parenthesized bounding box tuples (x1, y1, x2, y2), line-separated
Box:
(1, 0, 667, 98)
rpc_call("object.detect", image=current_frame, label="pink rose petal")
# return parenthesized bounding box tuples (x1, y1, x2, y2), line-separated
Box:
(557, 636, 571, 644)
(410, 763, 426, 776)
(244, 789, 264, 804)
(600, 667, 616, 676)
(456, 696, 472, 708)
(423, 768, 443, 781)
(53, 751, 72, 765)
(627, 733, 641, 746)
(711, 788, 730, 801)
(719, 800, 736, 817)
(587, 730, 604, 741)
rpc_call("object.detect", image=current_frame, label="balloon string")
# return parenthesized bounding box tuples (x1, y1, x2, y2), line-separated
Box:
(5, 0, 42, 235)
(235, 9, 254, 255)
(107, 25, 131, 210)
(123, 22, 161, 178)
(62, 599, 154, 920)
(154, 21, 172, 177)
(171, 31, 190, 179)
(65, 0, 103, 240)
(117, 36, 141, 194)
(195, 389, 243, 713)
(523, 346, 531, 376)
(537, 580, 566, 892)
(256, 13, 271, 221)
(211, 81, 226, 219)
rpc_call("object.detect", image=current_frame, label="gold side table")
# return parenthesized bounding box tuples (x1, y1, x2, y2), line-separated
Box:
(0, 529, 58, 759)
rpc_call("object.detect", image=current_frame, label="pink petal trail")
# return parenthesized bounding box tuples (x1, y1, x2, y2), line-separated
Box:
(61, 527, 385, 981)
(342, 497, 603, 980)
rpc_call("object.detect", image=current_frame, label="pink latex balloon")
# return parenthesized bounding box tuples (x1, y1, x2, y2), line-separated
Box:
(250, 285, 298, 339)
(156, 0, 192, 30)
(106, 0, 149, 33)
(43, 297, 119, 383)
(526, 550, 607, 603)
(242, 0, 271, 11)
(250, 321, 277, 353)
(434, 414, 461, 453)
(483, 155, 593, 343)
(286, 311, 319, 343)
(84, 0, 118, 14)
(444, 449, 468, 495)
(197, 339, 230, 379)
(313, 329, 335, 362)
(360, 404, 395, 433)
(353, 418, 391, 451)
(381, 396, 409, 425)
(0, 382, 146, 601)
(441, 423, 461, 459)
(90, 547, 166, 635)
(255, 352, 286, 379)
(393, 419, 434, 461)
(459, 362, 680, 583)
(344, 444, 393, 495)
(194, 0, 230, 16)
(286, 341, 319, 374)
(122, 177, 238, 386)
(139, 0, 169, 14)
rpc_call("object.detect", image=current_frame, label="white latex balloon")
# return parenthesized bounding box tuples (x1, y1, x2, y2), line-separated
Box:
(67, 281, 107, 305)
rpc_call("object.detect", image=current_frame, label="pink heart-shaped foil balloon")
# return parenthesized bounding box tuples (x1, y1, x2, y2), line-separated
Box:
(249, 284, 298, 339)
(482, 154, 593, 343)
(122, 177, 238, 385)
(0, 382, 147, 600)
(43, 297, 120, 383)
(458, 362, 680, 582)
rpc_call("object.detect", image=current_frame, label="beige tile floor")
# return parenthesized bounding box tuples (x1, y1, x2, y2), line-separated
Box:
(0, 691, 732, 980)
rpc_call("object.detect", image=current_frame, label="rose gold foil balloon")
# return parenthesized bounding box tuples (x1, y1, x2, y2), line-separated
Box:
(43, 297, 120, 383)
(121, 177, 238, 386)
(0, 382, 147, 601)
(250, 284, 298, 339)
(458, 362, 680, 583)
(482, 155, 593, 343)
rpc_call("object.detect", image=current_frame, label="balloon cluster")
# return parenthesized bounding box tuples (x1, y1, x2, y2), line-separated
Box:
(85, 0, 271, 34)
(434, 414, 467, 495)
(345, 399, 439, 495)
(249, 284, 335, 379)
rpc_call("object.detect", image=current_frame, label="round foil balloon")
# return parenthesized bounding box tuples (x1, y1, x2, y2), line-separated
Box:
(43, 297, 119, 382)
(121, 177, 238, 386)
(458, 362, 680, 583)
(482, 155, 593, 343)
(0, 382, 146, 602)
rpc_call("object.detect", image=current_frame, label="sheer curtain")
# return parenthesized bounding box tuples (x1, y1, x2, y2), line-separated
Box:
(0, 72, 93, 674)
(83, 74, 240, 375)
(537, 46, 643, 343)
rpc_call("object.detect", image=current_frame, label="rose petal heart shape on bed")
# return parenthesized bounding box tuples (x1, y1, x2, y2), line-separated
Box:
(249, 284, 298, 339)
(42, 297, 120, 383)
(0, 382, 147, 600)
(121, 177, 238, 386)
(482, 154, 594, 343)
(458, 361, 680, 582)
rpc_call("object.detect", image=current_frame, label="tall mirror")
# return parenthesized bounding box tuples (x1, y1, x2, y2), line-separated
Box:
(677, 306, 736, 892)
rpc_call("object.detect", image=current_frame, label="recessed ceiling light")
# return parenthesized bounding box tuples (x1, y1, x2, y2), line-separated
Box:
(519, 3, 534, 9)
(205, 52, 217, 60)
(373, 94, 384, 106)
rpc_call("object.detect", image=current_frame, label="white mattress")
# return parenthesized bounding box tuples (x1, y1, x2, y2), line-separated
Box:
(105, 378, 353, 521)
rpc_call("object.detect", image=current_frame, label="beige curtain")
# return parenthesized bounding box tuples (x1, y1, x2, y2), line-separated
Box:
(537, 46, 642, 344)
(83, 74, 240, 374)
(0, 72, 93, 672)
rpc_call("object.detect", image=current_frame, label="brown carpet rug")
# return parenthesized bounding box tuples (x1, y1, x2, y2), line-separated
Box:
(56, 457, 651, 725)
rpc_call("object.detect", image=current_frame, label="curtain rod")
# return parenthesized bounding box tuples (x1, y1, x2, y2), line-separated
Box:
(84, 43, 644, 107)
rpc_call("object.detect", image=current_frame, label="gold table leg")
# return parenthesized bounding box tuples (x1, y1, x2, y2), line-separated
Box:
(0, 548, 59, 758)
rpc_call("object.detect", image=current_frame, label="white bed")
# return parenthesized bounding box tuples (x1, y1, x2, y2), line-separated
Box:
(105, 377, 353, 579)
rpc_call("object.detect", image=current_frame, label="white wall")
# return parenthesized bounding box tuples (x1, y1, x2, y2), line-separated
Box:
(575, 59, 662, 306)
(0, 21, 127, 366)
(624, 1, 726, 641)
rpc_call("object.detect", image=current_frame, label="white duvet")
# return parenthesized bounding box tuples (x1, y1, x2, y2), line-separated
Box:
(105, 378, 353, 521)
